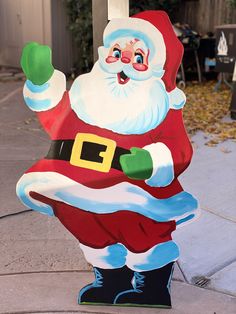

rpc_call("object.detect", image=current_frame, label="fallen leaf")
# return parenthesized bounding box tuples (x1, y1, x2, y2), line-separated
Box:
(183, 82, 235, 145)
(220, 147, 232, 153)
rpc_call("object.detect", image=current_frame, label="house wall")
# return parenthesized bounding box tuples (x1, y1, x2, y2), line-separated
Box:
(175, 0, 236, 34)
(0, 0, 73, 73)
(0, 0, 51, 68)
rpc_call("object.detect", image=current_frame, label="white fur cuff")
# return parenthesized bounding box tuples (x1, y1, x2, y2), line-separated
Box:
(23, 70, 66, 112)
(144, 142, 174, 187)
(168, 87, 186, 109)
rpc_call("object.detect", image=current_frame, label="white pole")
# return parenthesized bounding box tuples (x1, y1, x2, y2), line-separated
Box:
(108, 0, 129, 20)
(92, 0, 108, 62)
(92, 0, 129, 62)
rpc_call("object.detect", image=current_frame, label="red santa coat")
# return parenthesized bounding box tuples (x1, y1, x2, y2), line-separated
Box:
(26, 91, 193, 253)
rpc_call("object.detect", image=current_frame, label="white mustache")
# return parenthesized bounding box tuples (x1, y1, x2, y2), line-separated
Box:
(99, 58, 153, 81)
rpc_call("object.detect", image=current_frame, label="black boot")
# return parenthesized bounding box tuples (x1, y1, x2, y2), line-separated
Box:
(78, 266, 134, 305)
(114, 262, 174, 308)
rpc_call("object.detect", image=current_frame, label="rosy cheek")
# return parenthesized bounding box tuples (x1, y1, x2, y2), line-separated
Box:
(106, 56, 119, 63)
(133, 63, 148, 71)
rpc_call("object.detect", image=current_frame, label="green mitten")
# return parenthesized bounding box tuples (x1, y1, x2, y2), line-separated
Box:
(21, 42, 54, 85)
(120, 147, 153, 180)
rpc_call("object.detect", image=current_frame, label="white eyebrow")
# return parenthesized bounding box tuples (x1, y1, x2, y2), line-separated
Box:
(111, 37, 133, 49)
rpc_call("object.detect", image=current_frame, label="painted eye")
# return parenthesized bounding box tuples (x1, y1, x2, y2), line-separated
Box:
(112, 48, 121, 58)
(134, 53, 143, 64)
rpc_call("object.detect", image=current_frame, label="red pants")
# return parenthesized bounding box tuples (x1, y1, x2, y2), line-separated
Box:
(31, 192, 176, 253)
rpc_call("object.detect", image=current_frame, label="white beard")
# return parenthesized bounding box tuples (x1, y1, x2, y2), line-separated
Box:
(69, 62, 170, 135)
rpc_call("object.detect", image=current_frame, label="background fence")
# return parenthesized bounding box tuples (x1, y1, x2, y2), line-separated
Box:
(175, 0, 236, 34)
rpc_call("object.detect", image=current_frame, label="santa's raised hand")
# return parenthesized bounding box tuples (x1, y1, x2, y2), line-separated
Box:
(21, 42, 54, 85)
(21, 42, 65, 113)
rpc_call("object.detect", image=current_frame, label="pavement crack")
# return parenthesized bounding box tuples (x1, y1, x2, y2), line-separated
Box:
(206, 257, 236, 278)
(0, 311, 88, 314)
(1, 310, 113, 314)
(0, 87, 22, 105)
(176, 260, 189, 283)
(0, 210, 32, 220)
(0, 270, 92, 277)
(202, 206, 236, 223)
(4, 256, 24, 267)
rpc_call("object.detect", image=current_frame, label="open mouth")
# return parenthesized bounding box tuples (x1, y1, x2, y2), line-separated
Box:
(117, 71, 130, 85)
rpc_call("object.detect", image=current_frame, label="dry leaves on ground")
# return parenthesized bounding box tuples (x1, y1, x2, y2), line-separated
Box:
(183, 81, 236, 146)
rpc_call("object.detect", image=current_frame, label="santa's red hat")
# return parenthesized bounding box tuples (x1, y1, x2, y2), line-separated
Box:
(103, 10, 186, 109)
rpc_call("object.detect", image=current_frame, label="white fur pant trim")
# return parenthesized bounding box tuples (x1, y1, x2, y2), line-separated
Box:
(79, 241, 179, 272)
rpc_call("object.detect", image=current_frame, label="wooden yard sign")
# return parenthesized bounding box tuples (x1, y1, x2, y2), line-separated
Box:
(17, 11, 198, 308)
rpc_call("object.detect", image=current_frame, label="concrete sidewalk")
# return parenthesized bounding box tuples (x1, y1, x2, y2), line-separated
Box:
(1, 272, 235, 314)
(0, 80, 235, 313)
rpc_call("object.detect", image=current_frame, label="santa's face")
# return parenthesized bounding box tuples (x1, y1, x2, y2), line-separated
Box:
(99, 37, 156, 83)
(70, 37, 169, 135)
(105, 39, 149, 84)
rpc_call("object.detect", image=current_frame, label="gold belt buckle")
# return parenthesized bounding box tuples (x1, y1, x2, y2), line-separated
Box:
(70, 133, 116, 173)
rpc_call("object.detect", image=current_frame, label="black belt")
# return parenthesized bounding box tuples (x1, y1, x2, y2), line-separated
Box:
(45, 139, 130, 172)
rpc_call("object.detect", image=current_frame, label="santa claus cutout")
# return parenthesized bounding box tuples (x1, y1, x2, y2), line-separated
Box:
(17, 11, 199, 308)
